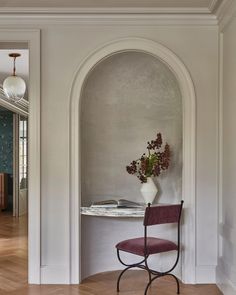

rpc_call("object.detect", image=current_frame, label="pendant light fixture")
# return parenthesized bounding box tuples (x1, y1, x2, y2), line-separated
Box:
(1, 53, 26, 102)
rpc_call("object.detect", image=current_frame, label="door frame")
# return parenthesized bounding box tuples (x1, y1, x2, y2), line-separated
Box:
(0, 29, 41, 284)
(13, 113, 28, 217)
(13, 113, 20, 217)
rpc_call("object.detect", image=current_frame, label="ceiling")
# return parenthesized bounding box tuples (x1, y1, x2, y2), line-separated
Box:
(0, 0, 228, 15)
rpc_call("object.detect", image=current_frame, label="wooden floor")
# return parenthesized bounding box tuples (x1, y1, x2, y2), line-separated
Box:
(0, 211, 28, 294)
(0, 211, 222, 295)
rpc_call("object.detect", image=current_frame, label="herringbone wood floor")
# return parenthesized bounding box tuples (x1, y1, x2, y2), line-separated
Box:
(0, 211, 222, 295)
(0, 211, 28, 294)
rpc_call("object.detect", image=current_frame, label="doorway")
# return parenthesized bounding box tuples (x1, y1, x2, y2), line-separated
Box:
(0, 45, 29, 291)
(0, 106, 28, 291)
(0, 30, 40, 284)
(0, 110, 28, 215)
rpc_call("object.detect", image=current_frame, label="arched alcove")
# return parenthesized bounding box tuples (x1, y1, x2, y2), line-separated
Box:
(81, 51, 182, 206)
(69, 38, 196, 284)
(80, 51, 182, 279)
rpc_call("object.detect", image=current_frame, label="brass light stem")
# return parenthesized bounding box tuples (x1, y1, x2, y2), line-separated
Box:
(9, 53, 21, 76)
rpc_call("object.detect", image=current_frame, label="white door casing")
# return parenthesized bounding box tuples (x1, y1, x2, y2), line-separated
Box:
(0, 29, 41, 284)
(69, 38, 196, 284)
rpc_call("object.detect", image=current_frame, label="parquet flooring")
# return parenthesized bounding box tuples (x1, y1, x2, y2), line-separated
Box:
(0, 211, 222, 295)
(0, 212, 28, 293)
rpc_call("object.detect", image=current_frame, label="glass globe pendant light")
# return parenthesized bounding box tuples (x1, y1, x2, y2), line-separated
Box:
(2, 53, 26, 102)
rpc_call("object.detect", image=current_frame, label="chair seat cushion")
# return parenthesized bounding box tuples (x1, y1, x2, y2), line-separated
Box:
(116, 237, 178, 256)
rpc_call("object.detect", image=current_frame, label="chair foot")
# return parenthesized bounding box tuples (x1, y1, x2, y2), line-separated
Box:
(144, 282, 151, 295)
(144, 274, 160, 295)
(117, 266, 132, 292)
(167, 274, 180, 294)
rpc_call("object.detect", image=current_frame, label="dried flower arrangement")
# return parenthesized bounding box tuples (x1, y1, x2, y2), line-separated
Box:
(126, 132, 170, 183)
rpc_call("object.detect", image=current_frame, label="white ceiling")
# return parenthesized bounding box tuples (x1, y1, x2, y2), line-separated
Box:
(0, 0, 226, 14)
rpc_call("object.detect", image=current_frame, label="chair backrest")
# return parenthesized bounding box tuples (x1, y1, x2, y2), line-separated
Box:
(143, 201, 183, 226)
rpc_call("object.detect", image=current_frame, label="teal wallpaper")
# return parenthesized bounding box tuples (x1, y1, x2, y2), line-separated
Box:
(0, 110, 13, 174)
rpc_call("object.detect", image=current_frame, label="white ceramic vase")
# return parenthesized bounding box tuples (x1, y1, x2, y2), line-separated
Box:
(140, 177, 158, 204)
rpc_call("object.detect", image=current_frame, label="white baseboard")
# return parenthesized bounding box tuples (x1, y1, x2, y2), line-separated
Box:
(41, 265, 70, 284)
(216, 264, 236, 295)
(196, 265, 216, 283)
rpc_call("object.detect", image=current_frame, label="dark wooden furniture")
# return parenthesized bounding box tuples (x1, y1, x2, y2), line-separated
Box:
(0, 173, 8, 210)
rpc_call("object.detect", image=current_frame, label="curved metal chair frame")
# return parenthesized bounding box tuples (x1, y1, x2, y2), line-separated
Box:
(116, 201, 184, 295)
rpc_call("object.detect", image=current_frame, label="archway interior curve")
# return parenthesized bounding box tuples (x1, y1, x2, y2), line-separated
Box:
(80, 51, 183, 279)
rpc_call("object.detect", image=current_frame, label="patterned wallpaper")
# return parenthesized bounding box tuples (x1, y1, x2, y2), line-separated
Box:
(0, 110, 13, 174)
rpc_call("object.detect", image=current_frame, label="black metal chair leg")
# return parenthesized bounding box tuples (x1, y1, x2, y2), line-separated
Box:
(167, 274, 180, 294)
(117, 265, 134, 292)
(144, 258, 151, 284)
(147, 269, 151, 284)
(144, 281, 151, 295)
(144, 274, 161, 295)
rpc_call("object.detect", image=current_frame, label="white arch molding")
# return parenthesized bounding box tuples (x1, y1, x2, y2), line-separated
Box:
(69, 38, 196, 284)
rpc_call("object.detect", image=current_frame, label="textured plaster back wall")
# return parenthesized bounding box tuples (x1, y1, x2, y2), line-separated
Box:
(81, 51, 182, 278)
(81, 51, 182, 206)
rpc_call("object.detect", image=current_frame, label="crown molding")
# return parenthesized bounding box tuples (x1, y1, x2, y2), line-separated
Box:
(0, 0, 228, 26)
(217, 0, 236, 31)
(0, 97, 28, 116)
(0, 13, 218, 26)
(0, 6, 214, 15)
(208, 0, 221, 12)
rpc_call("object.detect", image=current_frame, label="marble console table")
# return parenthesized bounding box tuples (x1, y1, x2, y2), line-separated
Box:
(81, 206, 146, 218)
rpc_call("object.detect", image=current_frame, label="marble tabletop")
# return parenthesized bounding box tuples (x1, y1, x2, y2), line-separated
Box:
(81, 206, 146, 218)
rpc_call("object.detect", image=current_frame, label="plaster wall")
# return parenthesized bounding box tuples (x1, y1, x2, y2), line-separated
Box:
(81, 52, 182, 278)
(216, 16, 236, 294)
(34, 24, 218, 283)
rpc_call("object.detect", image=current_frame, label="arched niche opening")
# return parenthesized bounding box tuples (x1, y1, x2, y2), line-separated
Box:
(69, 38, 196, 284)
(80, 51, 182, 279)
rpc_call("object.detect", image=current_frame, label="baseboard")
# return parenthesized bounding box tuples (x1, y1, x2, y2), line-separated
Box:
(216, 264, 236, 295)
(196, 265, 216, 283)
(41, 265, 70, 284)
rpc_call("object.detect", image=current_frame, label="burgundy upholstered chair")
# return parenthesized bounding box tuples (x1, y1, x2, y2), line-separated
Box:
(116, 201, 184, 295)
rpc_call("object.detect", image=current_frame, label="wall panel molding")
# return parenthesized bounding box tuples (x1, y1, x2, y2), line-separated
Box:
(219, 222, 236, 246)
(196, 265, 216, 283)
(218, 0, 236, 32)
(216, 259, 236, 295)
(41, 265, 70, 284)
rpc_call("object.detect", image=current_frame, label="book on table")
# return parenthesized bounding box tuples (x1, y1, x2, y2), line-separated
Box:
(91, 199, 143, 208)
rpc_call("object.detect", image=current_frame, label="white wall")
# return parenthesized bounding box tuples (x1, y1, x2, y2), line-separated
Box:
(37, 24, 219, 283)
(0, 19, 216, 283)
(216, 16, 236, 294)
